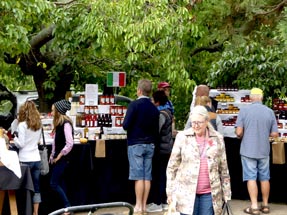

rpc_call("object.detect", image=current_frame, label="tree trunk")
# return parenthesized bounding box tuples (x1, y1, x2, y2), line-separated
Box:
(4, 25, 73, 113)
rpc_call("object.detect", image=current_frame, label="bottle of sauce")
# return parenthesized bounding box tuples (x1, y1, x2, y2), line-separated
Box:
(84, 126, 89, 138)
(81, 114, 86, 127)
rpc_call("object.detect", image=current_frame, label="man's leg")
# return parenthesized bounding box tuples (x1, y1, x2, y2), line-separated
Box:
(258, 157, 270, 208)
(241, 156, 259, 210)
(260, 180, 270, 206)
(247, 180, 259, 209)
(142, 180, 151, 211)
(135, 180, 144, 212)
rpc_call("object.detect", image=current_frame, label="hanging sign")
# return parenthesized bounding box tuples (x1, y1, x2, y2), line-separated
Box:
(107, 72, 126, 87)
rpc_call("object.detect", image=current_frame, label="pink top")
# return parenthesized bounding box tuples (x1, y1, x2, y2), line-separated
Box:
(196, 135, 211, 194)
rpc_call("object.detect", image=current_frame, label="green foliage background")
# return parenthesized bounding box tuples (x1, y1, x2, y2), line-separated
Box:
(1, 0, 287, 129)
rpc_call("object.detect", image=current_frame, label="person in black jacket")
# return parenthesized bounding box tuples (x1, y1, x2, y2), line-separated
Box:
(122, 79, 159, 214)
(147, 90, 173, 212)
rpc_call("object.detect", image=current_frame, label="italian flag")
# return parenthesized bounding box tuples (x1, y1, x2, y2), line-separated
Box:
(107, 72, 126, 87)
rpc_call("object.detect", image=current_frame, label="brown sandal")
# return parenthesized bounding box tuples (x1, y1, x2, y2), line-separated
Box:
(243, 207, 261, 215)
(260, 205, 270, 214)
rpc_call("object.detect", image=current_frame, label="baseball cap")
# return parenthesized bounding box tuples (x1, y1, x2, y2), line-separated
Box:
(250, 88, 263, 96)
(158, 82, 171, 89)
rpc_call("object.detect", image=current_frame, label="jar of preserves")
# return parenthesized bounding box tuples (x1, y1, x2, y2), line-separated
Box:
(79, 94, 85, 105)
(84, 106, 90, 114)
(115, 117, 121, 127)
(122, 107, 127, 115)
(110, 95, 115, 104)
(100, 95, 106, 105)
(110, 106, 115, 115)
(94, 106, 99, 114)
(118, 106, 123, 116)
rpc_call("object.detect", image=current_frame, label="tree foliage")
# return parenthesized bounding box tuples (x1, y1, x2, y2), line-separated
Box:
(1, 0, 287, 129)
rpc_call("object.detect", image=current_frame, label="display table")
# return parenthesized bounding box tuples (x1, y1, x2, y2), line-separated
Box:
(40, 140, 131, 215)
(40, 138, 287, 214)
(0, 164, 34, 215)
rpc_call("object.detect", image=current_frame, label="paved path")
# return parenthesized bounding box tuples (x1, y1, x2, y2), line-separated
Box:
(227, 199, 287, 215)
(72, 199, 287, 215)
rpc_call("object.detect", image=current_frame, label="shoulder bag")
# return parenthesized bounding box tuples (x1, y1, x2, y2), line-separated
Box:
(39, 128, 49, 175)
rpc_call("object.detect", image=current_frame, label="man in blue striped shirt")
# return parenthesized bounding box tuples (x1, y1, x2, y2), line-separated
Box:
(235, 88, 278, 215)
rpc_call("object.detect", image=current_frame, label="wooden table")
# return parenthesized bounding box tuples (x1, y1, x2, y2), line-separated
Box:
(0, 164, 34, 215)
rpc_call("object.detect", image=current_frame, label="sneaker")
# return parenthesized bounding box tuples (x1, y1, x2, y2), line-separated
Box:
(162, 204, 169, 210)
(146, 203, 163, 212)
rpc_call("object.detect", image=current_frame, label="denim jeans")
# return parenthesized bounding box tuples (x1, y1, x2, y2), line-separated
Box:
(50, 159, 71, 207)
(192, 193, 214, 215)
(22, 161, 41, 203)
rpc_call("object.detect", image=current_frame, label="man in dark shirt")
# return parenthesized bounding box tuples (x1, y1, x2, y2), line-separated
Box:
(123, 79, 159, 213)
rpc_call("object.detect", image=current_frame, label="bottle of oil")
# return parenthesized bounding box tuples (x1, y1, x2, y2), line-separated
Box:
(84, 126, 89, 139)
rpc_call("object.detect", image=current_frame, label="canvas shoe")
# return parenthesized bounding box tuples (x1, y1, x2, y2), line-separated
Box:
(146, 203, 163, 212)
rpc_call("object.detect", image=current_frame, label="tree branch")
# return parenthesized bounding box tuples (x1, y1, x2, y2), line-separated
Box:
(54, 0, 77, 6)
(190, 42, 223, 57)
(256, 0, 287, 16)
(30, 25, 55, 50)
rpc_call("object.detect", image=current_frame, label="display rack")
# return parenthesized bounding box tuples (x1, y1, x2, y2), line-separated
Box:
(40, 84, 128, 145)
(209, 89, 251, 138)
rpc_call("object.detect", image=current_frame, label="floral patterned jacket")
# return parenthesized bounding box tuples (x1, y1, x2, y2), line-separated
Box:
(166, 127, 231, 215)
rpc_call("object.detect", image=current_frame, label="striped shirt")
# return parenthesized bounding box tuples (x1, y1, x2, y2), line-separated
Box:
(196, 135, 211, 194)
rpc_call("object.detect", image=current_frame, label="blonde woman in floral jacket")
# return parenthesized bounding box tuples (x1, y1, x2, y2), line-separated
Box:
(166, 105, 231, 215)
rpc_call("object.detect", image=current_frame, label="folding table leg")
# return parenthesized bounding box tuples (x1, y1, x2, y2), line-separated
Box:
(0, 190, 5, 214)
(8, 190, 18, 215)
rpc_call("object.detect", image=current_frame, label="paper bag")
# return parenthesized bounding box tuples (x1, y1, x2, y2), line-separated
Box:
(272, 142, 285, 164)
(95, 139, 106, 158)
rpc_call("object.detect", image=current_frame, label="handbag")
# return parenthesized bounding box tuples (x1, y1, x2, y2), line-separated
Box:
(39, 128, 49, 175)
(221, 201, 233, 215)
(164, 202, 180, 215)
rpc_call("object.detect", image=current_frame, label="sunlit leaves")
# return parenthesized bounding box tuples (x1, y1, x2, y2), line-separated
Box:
(208, 40, 287, 99)
(0, 0, 54, 56)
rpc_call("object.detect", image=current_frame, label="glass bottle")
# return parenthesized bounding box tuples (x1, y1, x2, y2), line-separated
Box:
(84, 126, 89, 138)
(108, 114, 112, 127)
(81, 114, 86, 127)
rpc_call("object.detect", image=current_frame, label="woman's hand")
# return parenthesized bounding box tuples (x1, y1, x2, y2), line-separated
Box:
(49, 156, 59, 164)
(167, 196, 172, 205)
(51, 154, 62, 164)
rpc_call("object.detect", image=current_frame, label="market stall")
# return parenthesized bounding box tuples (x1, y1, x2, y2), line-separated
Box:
(38, 85, 287, 215)
(210, 88, 287, 203)
(39, 80, 135, 214)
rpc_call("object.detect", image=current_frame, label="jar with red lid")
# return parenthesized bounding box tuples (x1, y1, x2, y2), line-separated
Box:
(89, 106, 95, 114)
(79, 95, 85, 105)
(117, 106, 123, 116)
(115, 117, 121, 127)
(110, 95, 115, 104)
(122, 107, 127, 115)
(120, 117, 124, 126)
(110, 106, 115, 115)
(105, 95, 110, 105)
(84, 106, 90, 114)
(94, 106, 98, 114)
(100, 95, 106, 105)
